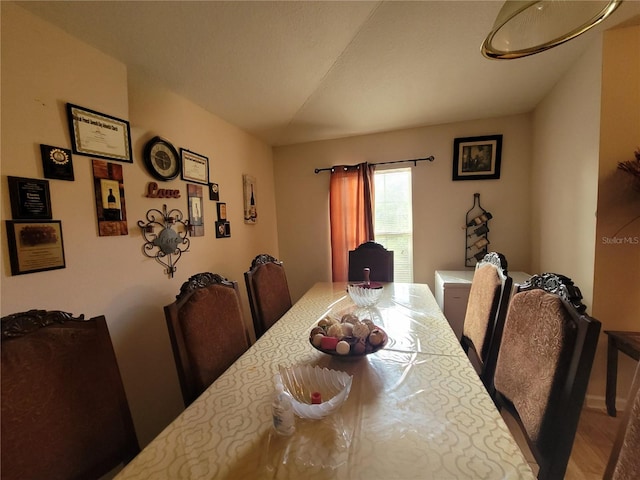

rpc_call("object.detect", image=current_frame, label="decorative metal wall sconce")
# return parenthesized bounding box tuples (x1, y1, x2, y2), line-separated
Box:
(138, 204, 190, 278)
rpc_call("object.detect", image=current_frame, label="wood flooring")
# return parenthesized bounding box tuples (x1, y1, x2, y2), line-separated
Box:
(502, 407, 621, 479)
(566, 408, 621, 480)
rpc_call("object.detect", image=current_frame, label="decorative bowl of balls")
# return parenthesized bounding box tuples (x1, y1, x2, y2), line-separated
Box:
(309, 312, 388, 358)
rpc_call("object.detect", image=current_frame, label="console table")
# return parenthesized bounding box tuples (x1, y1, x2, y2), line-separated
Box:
(605, 330, 640, 417)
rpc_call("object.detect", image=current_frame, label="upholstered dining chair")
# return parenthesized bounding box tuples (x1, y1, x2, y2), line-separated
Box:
(165, 272, 250, 407)
(1, 310, 140, 480)
(603, 362, 640, 480)
(460, 251, 512, 394)
(244, 253, 292, 339)
(348, 241, 394, 283)
(492, 273, 601, 480)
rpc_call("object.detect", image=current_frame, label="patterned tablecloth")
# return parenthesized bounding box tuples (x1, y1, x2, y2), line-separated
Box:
(116, 283, 534, 479)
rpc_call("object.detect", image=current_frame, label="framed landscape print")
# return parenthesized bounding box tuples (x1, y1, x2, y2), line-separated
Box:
(6, 220, 66, 275)
(453, 134, 502, 181)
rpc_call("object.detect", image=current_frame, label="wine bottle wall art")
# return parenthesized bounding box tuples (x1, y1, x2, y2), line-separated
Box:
(464, 193, 492, 267)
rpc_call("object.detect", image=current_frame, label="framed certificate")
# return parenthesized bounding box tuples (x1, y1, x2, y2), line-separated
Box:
(8, 176, 52, 219)
(6, 220, 66, 275)
(67, 103, 133, 163)
(181, 149, 209, 185)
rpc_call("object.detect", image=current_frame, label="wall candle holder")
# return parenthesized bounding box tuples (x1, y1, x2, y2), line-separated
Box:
(138, 204, 190, 278)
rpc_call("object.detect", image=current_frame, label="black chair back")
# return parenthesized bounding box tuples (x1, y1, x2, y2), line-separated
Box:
(493, 273, 601, 480)
(1, 310, 139, 480)
(244, 254, 292, 339)
(348, 241, 394, 282)
(165, 272, 250, 406)
(460, 251, 512, 394)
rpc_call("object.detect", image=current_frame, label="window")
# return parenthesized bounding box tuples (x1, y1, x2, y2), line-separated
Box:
(374, 168, 413, 282)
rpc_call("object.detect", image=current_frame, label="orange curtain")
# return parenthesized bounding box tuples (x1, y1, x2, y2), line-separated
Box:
(329, 163, 375, 281)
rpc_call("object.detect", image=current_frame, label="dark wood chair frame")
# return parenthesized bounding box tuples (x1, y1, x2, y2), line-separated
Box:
(460, 251, 513, 396)
(1, 310, 140, 480)
(165, 272, 250, 407)
(348, 241, 394, 283)
(493, 273, 601, 480)
(244, 253, 292, 339)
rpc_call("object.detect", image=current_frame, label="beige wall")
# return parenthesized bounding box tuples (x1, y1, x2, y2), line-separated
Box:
(532, 25, 640, 405)
(274, 115, 533, 302)
(1, 4, 279, 446)
(593, 25, 640, 400)
(531, 36, 602, 309)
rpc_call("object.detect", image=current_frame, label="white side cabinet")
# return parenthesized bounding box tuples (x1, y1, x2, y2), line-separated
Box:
(435, 270, 531, 341)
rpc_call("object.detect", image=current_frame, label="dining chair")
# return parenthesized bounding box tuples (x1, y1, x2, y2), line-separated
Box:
(492, 272, 601, 480)
(1, 309, 140, 480)
(460, 251, 512, 394)
(603, 362, 640, 480)
(348, 241, 394, 282)
(165, 272, 251, 407)
(244, 253, 292, 339)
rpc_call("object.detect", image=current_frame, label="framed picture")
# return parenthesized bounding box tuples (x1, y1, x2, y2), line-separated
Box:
(209, 182, 219, 201)
(67, 103, 133, 163)
(187, 184, 204, 236)
(92, 160, 128, 236)
(453, 134, 503, 181)
(181, 149, 209, 185)
(5, 220, 66, 275)
(215, 221, 231, 238)
(8, 176, 52, 220)
(243, 174, 257, 224)
(216, 202, 227, 221)
(41, 144, 74, 181)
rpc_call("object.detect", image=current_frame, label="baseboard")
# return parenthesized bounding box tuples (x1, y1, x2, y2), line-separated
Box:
(585, 394, 627, 413)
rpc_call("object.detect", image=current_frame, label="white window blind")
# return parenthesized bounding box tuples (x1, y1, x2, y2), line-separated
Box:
(374, 168, 413, 282)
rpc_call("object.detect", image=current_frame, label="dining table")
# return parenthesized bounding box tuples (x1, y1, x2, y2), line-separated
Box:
(115, 282, 534, 479)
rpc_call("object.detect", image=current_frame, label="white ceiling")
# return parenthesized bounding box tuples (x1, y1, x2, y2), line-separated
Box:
(17, 1, 640, 147)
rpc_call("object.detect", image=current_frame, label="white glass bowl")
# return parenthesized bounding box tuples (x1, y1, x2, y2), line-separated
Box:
(347, 283, 383, 307)
(277, 365, 353, 419)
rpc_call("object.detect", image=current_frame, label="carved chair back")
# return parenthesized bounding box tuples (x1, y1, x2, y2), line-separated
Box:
(460, 251, 513, 394)
(348, 241, 394, 282)
(493, 273, 601, 480)
(165, 272, 250, 406)
(1, 310, 139, 480)
(244, 254, 292, 339)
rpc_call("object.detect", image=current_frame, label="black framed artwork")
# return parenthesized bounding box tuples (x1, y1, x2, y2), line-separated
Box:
(181, 149, 209, 185)
(8, 176, 52, 219)
(187, 183, 204, 236)
(5, 220, 66, 275)
(216, 202, 227, 221)
(453, 135, 503, 181)
(215, 221, 231, 238)
(67, 103, 133, 163)
(92, 159, 128, 236)
(40, 144, 74, 181)
(209, 182, 219, 201)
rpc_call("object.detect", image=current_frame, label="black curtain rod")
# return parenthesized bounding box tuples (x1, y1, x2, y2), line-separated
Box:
(314, 155, 435, 174)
